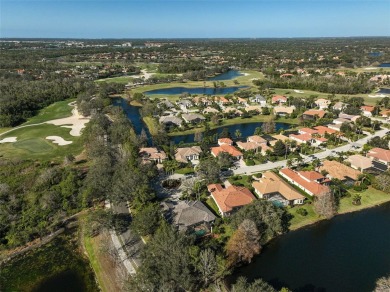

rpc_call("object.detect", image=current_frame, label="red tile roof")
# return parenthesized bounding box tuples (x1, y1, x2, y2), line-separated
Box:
(303, 109, 326, 118)
(289, 133, 313, 142)
(367, 148, 390, 163)
(361, 105, 375, 112)
(313, 126, 337, 135)
(299, 128, 318, 135)
(208, 184, 256, 213)
(211, 144, 243, 158)
(279, 168, 330, 196)
(218, 138, 233, 145)
(272, 95, 287, 103)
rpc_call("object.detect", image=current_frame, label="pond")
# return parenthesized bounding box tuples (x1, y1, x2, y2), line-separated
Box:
(377, 88, 390, 94)
(379, 63, 390, 68)
(208, 70, 244, 81)
(33, 270, 86, 292)
(170, 122, 292, 144)
(144, 86, 248, 96)
(230, 202, 390, 292)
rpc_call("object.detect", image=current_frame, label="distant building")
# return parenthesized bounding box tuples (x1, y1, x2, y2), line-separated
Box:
(302, 109, 326, 120)
(319, 160, 361, 185)
(182, 113, 206, 124)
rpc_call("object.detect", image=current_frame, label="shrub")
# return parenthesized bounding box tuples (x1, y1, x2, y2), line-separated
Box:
(296, 208, 308, 216)
(245, 159, 255, 166)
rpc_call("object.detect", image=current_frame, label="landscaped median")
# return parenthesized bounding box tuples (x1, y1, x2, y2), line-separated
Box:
(288, 187, 390, 230)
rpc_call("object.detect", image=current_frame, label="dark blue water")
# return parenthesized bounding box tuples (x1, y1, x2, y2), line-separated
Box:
(377, 88, 390, 94)
(379, 63, 390, 68)
(231, 202, 390, 292)
(112, 97, 151, 138)
(145, 86, 248, 96)
(208, 70, 243, 81)
(369, 52, 383, 57)
(171, 122, 291, 144)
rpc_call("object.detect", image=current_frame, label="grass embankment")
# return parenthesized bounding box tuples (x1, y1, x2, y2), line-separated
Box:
(288, 187, 390, 230)
(24, 99, 75, 125)
(84, 233, 123, 292)
(142, 116, 159, 136)
(205, 197, 220, 216)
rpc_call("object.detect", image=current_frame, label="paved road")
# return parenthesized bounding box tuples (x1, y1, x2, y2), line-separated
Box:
(111, 202, 143, 272)
(233, 127, 388, 175)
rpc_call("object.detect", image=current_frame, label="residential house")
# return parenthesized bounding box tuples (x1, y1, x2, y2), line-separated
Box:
(327, 123, 342, 132)
(139, 147, 167, 164)
(176, 99, 193, 109)
(161, 200, 216, 232)
(211, 144, 243, 160)
(236, 97, 248, 106)
(250, 94, 267, 106)
(333, 102, 346, 111)
(224, 107, 243, 117)
(279, 168, 330, 196)
(272, 95, 288, 104)
(346, 155, 374, 172)
(175, 146, 202, 164)
(247, 135, 267, 145)
(361, 105, 375, 117)
(339, 113, 360, 121)
(203, 107, 220, 115)
(380, 109, 390, 119)
(315, 98, 331, 110)
(207, 184, 256, 216)
(252, 171, 305, 206)
(158, 100, 175, 109)
(182, 113, 206, 124)
(270, 134, 290, 147)
(289, 133, 313, 144)
(218, 138, 233, 146)
(245, 105, 263, 113)
(159, 116, 183, 128)
(313, 126, 337, 136)
(274, 106, 296, 116)
(302, 109, 326, 120)
(215, 96, 231, 106)
(367, 148, 390, 169)
(318, 160, 361, 185)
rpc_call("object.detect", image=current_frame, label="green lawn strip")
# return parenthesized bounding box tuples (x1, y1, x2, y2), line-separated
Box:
(142, 117, 159, 136)
(205, 197, 220, 217)
(175, 167, 195, 175)
(83, 235, 108, 292)
(0, 127, 12, 135)
(0, 124, 83, 161)
(24, 99, 75, 125)
(289, 187, 390, 231)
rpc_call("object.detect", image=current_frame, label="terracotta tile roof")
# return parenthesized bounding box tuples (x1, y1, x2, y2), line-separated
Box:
(208, 184, 256, 213)
(274, 106, 295, 114)
(299, 128, 318, 135)
(211, 144, 243, 158)
(247, 135, 267, 144)
(139, 147, 167, 161)
(367, 148, 390, 163)
(303, 109, 326, 118)
(319, 160, 361, 181)
(279, 168, 330, 196)
(236, 141, 261, 151)
(252, 172, 304, 201)
(272, 95, 287, 103)
(361, 105, 375, 112)
(313, 126, 337, 135)
(218, 138, 233, 145)
(347, 155, 373, 170)
(299, 170, 325, 181)
(289, 133, 313, 142)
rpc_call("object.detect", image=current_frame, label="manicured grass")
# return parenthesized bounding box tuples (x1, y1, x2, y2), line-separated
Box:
(289, 187, 390, 231)
(175, 167, 195, 175)
(205, 197, 220, 217)
(24, 99, 75, 125)
(84, 235, 106, 291)
(0, 127, 12, 135)
(288, 204, 319, 230)
(142, 116, 159, 136)
(0, 124, 83, 161)
(339, 187, 390, 214)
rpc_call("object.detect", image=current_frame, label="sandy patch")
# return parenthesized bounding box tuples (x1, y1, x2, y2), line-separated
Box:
(46, 136, 73, 146)
(130, 69, 154, 80)
(46, 102, 90, 136)
(242, 73, 250, 76)
(364, 67, 378, 70)
(294, 90, 304, 93)
(369, 94, 389, 98)
(0, 137, 17, 143)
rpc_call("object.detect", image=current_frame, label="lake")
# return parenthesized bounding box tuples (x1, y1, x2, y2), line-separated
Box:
(33, 270, 86, 292)
(379, 63, 390, 68)
(170, 122, 292, 144)
(208, 70, 244, 81)
(144, 86, 248, 96)
(231, 202, 390, 292)
(377, 88, 390, 94)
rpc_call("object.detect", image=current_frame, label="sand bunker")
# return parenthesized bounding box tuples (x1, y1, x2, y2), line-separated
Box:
(294, 90, 304, 93)
(0, 137, 17, 143)
(46, 102, 90, 136)
(46, 136, 73, 146)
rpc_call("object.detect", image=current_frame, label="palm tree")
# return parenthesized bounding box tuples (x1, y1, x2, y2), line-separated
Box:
(235, 129, 242, 140)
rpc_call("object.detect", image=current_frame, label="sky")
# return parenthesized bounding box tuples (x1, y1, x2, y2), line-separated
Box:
(1, 0, 389, 38)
